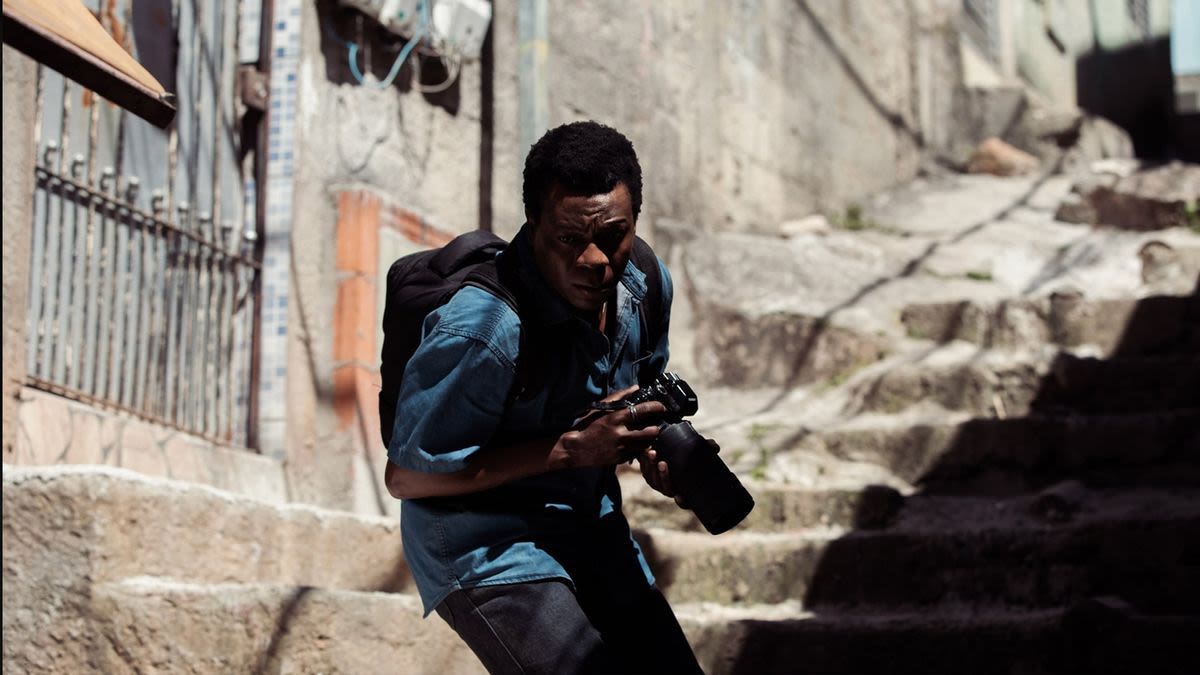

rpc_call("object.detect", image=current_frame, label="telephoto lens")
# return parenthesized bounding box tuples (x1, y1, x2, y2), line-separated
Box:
(654, 421, 755, 535)
(608, 373, 755, 533)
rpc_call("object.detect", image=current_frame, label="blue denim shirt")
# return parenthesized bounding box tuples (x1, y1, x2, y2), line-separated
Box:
(388, 225, 673, 615)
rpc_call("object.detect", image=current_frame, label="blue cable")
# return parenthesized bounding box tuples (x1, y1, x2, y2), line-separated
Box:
(347, 1, 428, 89)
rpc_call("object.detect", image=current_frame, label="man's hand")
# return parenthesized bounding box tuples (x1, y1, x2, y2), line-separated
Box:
(638, 437, 719, 508)
(638, 448, 687, 507)
(558, 385, 667, 468)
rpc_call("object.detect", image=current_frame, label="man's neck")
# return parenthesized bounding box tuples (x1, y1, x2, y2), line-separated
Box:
(574, 293, 617, 337)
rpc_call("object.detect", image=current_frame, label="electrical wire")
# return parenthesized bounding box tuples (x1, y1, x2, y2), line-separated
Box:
(413, 52, 462, 93)
(347, 1, 429, 89)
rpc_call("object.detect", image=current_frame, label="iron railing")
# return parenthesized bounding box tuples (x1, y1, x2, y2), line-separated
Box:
(26, 0, 260, 447)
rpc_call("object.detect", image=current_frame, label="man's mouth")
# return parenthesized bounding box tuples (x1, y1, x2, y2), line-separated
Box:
(573, 283, 609, 296)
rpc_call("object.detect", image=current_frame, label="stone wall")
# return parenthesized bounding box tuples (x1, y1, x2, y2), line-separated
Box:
(3, 46, 36, 464)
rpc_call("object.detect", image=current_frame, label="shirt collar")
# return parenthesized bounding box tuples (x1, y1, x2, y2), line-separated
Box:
(506, 224, 649, 327)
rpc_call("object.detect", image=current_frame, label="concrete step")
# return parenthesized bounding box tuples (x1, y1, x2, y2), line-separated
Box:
(638, 488, 1200, 612)
(806, 487, 1200, 613)
(851, 352, 1200, 417)
(900, 291, 1199, 357)
(634, 527, 838, 606)
(679, 602, 1199, 675)
(619, 472, 878, 532)
(2, 465, 411, 592)
(1030, 354, 1200, 415)
(777, 408, 1200, 493)
(85, 577, 483, 675)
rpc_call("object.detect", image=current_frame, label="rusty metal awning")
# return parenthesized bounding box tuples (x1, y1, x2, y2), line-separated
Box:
(3, 0, 175, 128)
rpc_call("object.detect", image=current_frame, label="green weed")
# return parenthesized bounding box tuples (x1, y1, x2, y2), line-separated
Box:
(1186, 200, 1200, 234)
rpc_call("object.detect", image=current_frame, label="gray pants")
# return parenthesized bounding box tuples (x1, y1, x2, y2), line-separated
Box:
(435, 579, 703, 675)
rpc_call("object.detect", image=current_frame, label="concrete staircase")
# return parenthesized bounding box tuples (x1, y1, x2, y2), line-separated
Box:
(2, 465, 486, 674)
(5, 283, 1198, 674)
(656, 284, 1200, 673)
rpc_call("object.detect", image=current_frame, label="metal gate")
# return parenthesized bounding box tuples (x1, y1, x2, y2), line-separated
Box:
(25, 0, 261, 447)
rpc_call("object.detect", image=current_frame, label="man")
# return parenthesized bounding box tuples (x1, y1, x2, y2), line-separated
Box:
(384, 121, 703, 674)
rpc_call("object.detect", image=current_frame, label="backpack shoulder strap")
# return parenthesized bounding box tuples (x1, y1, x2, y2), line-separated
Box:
(630, 236, 664, 383)
(460, 249, 540, 407)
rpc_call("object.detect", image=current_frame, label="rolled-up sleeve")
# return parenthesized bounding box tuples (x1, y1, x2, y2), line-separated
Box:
(386, 322, 517, 474)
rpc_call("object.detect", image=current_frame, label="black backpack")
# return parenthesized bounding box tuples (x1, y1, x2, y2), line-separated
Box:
(378, 229, 664, 449)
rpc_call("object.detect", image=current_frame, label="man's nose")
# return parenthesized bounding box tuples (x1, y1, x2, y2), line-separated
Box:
(578, 242, 610, 267)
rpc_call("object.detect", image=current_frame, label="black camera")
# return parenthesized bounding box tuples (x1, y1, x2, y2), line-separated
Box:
(625, 373, 755, 535)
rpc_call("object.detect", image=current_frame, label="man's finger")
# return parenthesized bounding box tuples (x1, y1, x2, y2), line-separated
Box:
(625, 424, 661, 439)
(640, 454, 662, 491)
(625, 401, 668, 430)
(601, 385, 640, 404)
(658, 461, 675, 497)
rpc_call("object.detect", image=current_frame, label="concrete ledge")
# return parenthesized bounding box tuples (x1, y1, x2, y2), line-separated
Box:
(12, 386, 288, 503)
(92, 579, 481, 675)
(2, 464, 408, 591)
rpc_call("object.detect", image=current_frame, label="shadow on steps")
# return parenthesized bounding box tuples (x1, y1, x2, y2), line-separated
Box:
(722, 280, 1200, 673)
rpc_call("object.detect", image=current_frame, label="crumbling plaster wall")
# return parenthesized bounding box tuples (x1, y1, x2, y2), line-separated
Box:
(286, 1, 967, 511)
(286, 0, 500, 512)
(527, 0, 964, 240)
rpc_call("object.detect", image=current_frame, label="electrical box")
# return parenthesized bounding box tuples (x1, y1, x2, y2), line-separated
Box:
(380, 0, 423, 35)
(338, 0, 423, 36)
(430, 0, 492, 60)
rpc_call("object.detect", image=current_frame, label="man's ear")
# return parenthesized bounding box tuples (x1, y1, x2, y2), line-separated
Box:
(525, 212, 538, 229)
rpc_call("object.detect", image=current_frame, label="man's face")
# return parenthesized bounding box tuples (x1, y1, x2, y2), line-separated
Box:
(528, 182, 637, 313)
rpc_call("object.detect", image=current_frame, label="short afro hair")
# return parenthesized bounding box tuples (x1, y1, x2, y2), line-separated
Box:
(522, 121, 643, 223)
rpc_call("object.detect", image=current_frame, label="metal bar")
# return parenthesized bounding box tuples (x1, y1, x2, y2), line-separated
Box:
(28, 150, 57, 378)
(216, 221, 234, 439)
(50, 157, 79, 384)
(174, 203, 194, 428)
(194, 211, 214, 434)
(187, 211, 204, 432)
(43, 78, 71, 383)
(142, 192, 168, 417)
(132, 184, 153, 412)
(68, 95, 101, 392)
(95, 168, 118, 400)
(63, 150, 89, 389)
(36, 171, 63, 382)
(79, 123, 103, 395)
(120, 199, 142, 408)
(33, 167, 261, 269)
(26, 65, 49, 377)
(205, 0, 227, 437)
(107, 175, 129, 404)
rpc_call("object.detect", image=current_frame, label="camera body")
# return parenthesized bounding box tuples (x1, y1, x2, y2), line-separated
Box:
(627, 373, 755, 535)
(624, 372, 698, 423)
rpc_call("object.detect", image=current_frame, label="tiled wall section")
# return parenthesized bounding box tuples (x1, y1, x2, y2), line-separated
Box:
(258, 0, 303, 458)
(12, 387, 288, 503)
(333, 189, 455, 452)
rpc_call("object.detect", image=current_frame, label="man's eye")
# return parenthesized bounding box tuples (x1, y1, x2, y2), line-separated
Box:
(558, 234, 582, 245)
